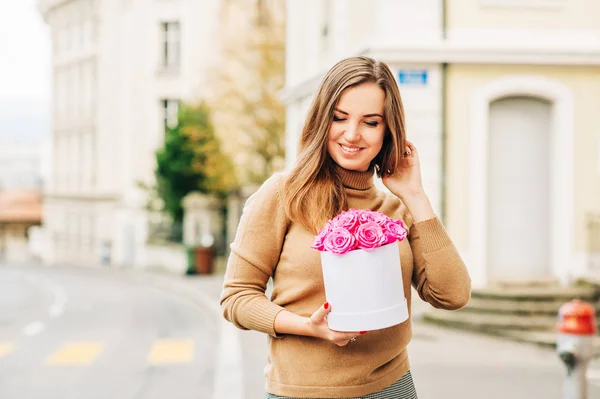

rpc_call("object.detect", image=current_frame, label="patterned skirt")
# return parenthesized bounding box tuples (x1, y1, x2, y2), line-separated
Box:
(265, 370, 418, 399)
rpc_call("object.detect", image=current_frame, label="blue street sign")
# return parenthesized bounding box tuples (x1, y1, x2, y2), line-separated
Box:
(398, 69, 428, 85)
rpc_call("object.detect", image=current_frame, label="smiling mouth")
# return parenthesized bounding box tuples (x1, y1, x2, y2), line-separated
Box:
(339, 144, 363, 154)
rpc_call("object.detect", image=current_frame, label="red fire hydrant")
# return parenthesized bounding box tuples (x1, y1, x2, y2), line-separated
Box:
(556, 299, 597, 399)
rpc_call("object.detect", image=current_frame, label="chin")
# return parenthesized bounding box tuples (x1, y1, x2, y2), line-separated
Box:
(335, 159, 370, 172)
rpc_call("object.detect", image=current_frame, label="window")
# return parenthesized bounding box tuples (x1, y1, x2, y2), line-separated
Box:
(83, 20, 94, 48)
(160, 22, 180, 72)
(162, 99, 179, 130)
(319, 0, 332, 64)
(321, 0, 331, 39)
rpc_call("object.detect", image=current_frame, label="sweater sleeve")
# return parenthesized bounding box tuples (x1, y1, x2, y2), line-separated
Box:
(219, 173, 288, 337)
(408, 215, 471, 310)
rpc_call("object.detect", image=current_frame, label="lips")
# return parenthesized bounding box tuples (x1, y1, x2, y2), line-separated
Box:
(339, 144, 363, 154)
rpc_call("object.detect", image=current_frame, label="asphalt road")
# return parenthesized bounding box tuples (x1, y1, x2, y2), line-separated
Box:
(2, 264, 600, 399)
(0, 266, 218, 399)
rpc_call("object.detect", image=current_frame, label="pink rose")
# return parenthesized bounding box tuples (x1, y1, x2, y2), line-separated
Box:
(357, 209, 376, 224)
(323, 227, 357, 255)
(354, 221, 387, 250)
(371, 212, 390, 227)
(383, 219, 408, 245)
(356, 209, 390, 227)
(332, 210, 360, 233)
(312, 220, 333, 251)
(312, 210, 408, 253)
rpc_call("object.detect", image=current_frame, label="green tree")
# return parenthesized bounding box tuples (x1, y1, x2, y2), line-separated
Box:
(155, 102, 238, 223)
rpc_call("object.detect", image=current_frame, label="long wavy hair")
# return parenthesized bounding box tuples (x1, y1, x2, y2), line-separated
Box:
(283, 56, 407, 233)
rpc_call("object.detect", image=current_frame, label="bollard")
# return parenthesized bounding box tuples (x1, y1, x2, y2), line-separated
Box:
(556, 299, 597, 399)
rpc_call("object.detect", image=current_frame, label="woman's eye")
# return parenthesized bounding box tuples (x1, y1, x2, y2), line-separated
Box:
(333, 115, 345, 122)
(365, 121, 379, 127)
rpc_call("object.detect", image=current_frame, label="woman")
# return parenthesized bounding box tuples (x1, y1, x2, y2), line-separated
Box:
(220, 56, 471, 399)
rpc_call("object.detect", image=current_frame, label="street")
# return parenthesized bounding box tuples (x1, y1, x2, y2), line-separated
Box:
(0, 266, 218, 399)
(1, 264, 600, 399)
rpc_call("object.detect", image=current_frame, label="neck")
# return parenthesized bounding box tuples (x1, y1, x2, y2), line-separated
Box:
(335, 164, 375, 190)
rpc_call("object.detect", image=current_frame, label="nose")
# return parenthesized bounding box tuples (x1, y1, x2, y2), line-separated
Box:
(344, 124, 360, 143)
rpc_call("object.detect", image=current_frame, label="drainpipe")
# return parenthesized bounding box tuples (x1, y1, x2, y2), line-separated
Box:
(440, 0, 448, 224)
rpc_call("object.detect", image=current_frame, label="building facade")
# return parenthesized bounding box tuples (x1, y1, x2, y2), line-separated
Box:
(0, 143, 45, 190)
(284, 0, 600, 287)
(37, 0, 283, 268)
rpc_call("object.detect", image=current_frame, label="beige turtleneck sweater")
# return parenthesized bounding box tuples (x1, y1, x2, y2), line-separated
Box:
(220, 166, 471, 398)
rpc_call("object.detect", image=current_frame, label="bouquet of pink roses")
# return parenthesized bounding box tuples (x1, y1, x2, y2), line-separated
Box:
(312, 209, 409, 332)
(312, 209, 407, 254)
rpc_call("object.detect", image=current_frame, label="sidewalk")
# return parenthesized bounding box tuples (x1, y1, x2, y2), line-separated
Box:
(185, 273, 275, 398)
(188, 272, 600, 399)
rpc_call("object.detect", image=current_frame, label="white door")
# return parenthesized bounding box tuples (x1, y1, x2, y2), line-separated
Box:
(487, 96, 551, 280)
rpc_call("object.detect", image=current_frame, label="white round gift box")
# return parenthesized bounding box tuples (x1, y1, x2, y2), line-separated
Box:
(320, 242, 408, 332)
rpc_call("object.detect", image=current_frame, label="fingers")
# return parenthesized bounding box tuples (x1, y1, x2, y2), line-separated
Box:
(331, 330, 368, 347)
(403, 140, 416, 157)
(311, 303, 370, 346)
(329, 331, 357, 346)
(310, 302, 331, 324)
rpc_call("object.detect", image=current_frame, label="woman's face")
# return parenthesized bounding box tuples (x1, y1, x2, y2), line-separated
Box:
(327, 82, 386, 172)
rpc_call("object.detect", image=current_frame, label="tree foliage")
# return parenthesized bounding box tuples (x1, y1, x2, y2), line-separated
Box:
(209, 0, 286, 185)
(154, 102, 238, 222)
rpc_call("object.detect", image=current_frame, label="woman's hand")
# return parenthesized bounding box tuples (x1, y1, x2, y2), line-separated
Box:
(308, 303, 366, 346)
(382, 140, 436, 222)
(382, 140, 424, 199)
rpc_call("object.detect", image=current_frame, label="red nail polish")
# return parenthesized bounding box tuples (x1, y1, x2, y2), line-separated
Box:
(360, 331, 367, 335)
(324, 302, 329, 309)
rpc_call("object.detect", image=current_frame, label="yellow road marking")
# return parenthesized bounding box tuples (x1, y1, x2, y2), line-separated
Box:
(45, 342, 104, 365)
(0, 342, 15, 359)
(148, 338, 195, 365)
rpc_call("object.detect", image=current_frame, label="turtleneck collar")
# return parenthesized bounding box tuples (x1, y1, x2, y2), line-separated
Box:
(335, 164, 375, 190)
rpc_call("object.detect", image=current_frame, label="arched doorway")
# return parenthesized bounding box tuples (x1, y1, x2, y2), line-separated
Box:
(468, 75, 574, 288)
(487, 96, 552, 281)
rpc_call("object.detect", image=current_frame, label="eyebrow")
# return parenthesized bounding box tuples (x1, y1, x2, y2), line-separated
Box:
(334, 108, 383, 118)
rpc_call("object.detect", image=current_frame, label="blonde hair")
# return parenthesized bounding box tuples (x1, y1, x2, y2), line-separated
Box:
(283, 56, 407, 233)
